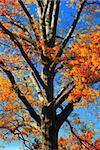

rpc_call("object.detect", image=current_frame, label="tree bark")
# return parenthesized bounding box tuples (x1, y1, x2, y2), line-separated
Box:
(42, 127, 58, 150)
(41, 106, 58, 150)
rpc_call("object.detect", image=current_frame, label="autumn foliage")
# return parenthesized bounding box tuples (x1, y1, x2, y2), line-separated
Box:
(0, 0, 100, 149)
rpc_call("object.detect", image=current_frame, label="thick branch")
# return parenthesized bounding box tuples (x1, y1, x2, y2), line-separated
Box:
(41, 0, 60, 46)
(0, 62, 41, 126)
(45, 1, 52, 38)
(0, 22, 46, 89)
(41, 0, 49, 41)
(47, 83, 74, 109)
(56, 103, 73, 129)
(54, 85, 75, 109)
(50, 0, 60, 46)
(30, 71, 46, 102)
(37, 3, 44, 42)
(37, 0, 54, 44)
(48, 1, 54, 28)
(56, 97, 81, 129)
(55, 81, 73, 102)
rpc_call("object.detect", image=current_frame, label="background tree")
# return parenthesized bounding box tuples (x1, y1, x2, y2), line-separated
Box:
(0, 0, 100, 149)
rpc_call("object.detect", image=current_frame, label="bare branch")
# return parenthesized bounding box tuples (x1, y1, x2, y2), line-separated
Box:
(50, 0, 60, 46)
(0, 61, 41, 126)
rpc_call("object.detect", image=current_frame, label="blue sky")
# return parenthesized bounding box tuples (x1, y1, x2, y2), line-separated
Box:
(0, 141, 20, 150)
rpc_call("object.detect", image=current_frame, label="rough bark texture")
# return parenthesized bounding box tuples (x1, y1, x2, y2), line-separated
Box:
(41, 106, 58, 150)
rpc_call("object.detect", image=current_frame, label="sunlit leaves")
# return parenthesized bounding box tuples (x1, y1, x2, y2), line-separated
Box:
(62, 32, 100, 103)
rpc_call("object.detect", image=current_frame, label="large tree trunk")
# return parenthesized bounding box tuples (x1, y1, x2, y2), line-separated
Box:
(42, 126, 58, 150)
(41, 106, 59, 150)
(40, 60, 59, 149)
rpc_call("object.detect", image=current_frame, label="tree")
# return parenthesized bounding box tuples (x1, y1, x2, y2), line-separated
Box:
(0, 0, 100, 149)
